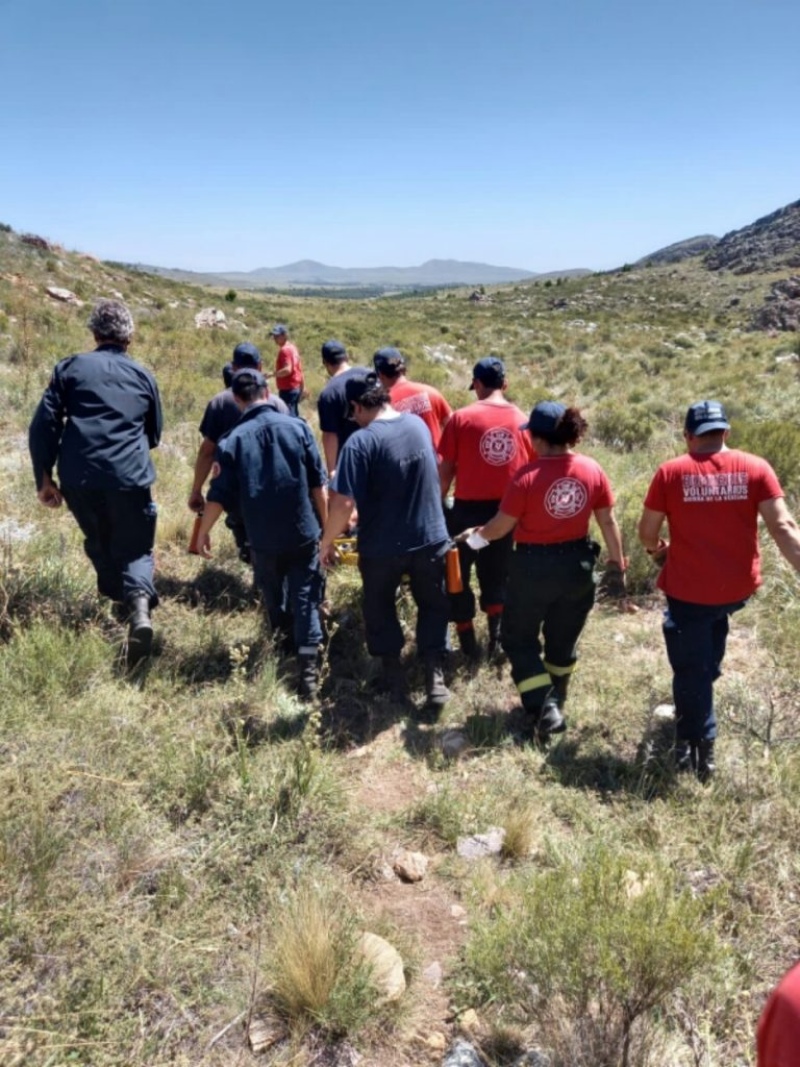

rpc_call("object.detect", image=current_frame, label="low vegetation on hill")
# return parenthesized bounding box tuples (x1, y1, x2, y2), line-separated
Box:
(1, 224, 799, 1066)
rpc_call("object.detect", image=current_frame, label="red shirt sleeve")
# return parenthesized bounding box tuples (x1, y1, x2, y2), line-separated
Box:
(644, 467, 668, 512)
(438, 414, 457, 463)
(758, 964, 800, 1067)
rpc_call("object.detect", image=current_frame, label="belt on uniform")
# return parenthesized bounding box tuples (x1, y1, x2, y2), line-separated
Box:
(513, 537, 593, 555)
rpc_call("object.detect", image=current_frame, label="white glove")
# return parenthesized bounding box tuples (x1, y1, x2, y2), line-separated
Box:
(466, 530, 490, 551)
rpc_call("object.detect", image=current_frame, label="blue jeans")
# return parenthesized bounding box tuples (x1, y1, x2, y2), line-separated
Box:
(663, 596, 748, 743)
(358, 542, 450, 658)
(251, 542, 324, 651)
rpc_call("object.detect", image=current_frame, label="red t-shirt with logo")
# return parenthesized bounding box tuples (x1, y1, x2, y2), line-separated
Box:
(501, 453, 614, 544)
(439, 399, 536, 500)
(275, 342, 304, 390)
(758, 962, 800, 1067)
(389, 379, 452, 449)
(643, 448, 783, 604)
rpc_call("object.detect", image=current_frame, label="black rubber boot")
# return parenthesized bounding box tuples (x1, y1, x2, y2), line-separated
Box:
(696, 739, 716, 783)
(127, 594, 153, 660)
(424, 657, 450, 710)
(457, 626, 480, 662)
(537, 699, 566, 738)
(487, 614, 503, 658)
(549, 673, 571, 709)
(298, 653, 319, 700)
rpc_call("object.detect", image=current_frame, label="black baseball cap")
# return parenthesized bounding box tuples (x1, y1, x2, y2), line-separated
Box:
(231, 368, 267, 396)
(321, 339, 347, 363)
(373, 346, 406, 373)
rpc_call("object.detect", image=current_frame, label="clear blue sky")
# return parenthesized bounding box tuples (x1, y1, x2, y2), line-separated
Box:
(1, 0, 798, 272)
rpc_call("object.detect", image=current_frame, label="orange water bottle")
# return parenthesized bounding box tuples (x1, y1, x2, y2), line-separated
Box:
(445, 544, 463, 593)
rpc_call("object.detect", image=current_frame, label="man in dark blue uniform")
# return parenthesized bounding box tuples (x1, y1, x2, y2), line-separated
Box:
(28, 300, 162, 658)
(319, 373, 451, 709)
(316, 340, 370, 478)
(196, 369, 328, 698)
(188, 342, 288, 560)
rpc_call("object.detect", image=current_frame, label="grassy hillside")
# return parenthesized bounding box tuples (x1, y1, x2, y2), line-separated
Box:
(1, 229, 800, 1066)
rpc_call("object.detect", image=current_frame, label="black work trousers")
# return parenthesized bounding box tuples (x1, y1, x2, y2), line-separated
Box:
(358, 541, 450, 658)
(446, 499, 512, 622)
(62, 486, 158, 607)
(501, 539, 598, 710)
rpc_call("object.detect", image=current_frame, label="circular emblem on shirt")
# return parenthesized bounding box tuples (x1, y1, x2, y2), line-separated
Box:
(545, 477, 588, 519)
(479, 427, 517, 467)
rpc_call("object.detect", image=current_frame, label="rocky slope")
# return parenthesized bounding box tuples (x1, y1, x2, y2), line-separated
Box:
(705, 198, 800, 274)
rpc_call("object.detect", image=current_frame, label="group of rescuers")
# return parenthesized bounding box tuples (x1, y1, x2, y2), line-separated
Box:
(28, 300, 800, 782)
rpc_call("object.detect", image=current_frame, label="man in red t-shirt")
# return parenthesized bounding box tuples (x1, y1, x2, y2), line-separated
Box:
(372, 347, 452, 449)
(758, 961, 800, 1067)
(639, 400, 800, 781)
(439, 357, 535, 660)
(271, 324, 304, 417)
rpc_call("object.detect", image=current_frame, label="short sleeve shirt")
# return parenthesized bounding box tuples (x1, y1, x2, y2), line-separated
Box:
(332, 413, 448, 558)
(501, 453, 614, 543)
(758, 962, 800, 1067)
(438, 399, 536, 501)
(276, 342, 304, 390)
(643, 448, 783, 604)
(389, 379, 452, 449)
(317, 367, 371, 454)
(199, 388, 288, 443)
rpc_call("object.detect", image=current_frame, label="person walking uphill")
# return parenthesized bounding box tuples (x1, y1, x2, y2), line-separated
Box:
(438, 357, 535, 661)
(188, 341, 288, 561)
(319, 373, 451, 710)
(458, 402, 625, 743)
(28, 299, 162, 660)
(638, 400, 800, 782)
(316, 340, 370, 478)
(372, 347, 452, 449)
(270, 324, 304, 417)
(196, 369, 328, 699)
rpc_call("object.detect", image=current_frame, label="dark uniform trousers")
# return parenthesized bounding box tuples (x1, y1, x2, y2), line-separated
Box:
(250, 542, 324, 652)
(663, 596, 748, 744)
(446, 499, 512, 621)
(278, 388, 302, 418)
(501, 539, 598, 710)
(358, 541, 450, 658)
(63, 487, 158, 607)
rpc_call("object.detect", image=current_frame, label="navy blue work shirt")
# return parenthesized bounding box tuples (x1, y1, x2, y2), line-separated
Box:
(207, 402, 326, 554)
(332, 412, 448, 558)
(28, 344, 162, 490)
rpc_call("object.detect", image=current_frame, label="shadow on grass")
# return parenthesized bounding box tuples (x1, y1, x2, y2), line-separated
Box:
(544, 717, 682, 800)
(157, 565, 256, 613)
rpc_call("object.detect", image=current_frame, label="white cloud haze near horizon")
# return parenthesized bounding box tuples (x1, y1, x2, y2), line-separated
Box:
(1, 0, 798, 273)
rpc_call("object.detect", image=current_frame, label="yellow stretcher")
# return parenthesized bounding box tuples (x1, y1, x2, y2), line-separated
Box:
(332, 537, 359, 565)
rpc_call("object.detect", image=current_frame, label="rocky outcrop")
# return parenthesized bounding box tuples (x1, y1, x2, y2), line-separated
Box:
(46, 286, 83, 307)
(635, 235, 718, 267)
(194, 307, 227, 329)
(751, 276, 800, 332)
(705, 199, 800, 274)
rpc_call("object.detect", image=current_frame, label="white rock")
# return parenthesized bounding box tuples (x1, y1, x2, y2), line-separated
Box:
(653, 703, 675, 720)
(46, 286, 83, 307)
(194, 307, 227, 330)
(457, 828, 505, 860)
(357, 932, 405, 1000)
(392, 849, 428, 883)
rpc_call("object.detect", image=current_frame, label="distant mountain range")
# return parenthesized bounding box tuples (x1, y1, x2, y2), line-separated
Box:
(131, 258, 591, 290)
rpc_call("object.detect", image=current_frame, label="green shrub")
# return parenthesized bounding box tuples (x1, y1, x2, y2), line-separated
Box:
(461, 844, 724, 1067)
(732, 419, 800, 497)
(592, 403, 655, 452)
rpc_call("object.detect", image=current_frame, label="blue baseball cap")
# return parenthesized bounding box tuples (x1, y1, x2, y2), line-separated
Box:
(684, 400, 730, 436)
(321, 339, 347, 363)
(470, 356, 506, 390)
(522, 400, 566, 434)
(373, 347, 406, 373)
(232, 341, 262, 368)
(270, 324, 288, 337)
